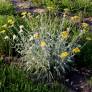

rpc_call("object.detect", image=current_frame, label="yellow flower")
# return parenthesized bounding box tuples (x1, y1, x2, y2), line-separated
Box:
(33, 32, 39, 39)
(60, 31, 69, 39)
(60, 52, 69, 59)
(71, 16, 80, 23)
(82, 29, 88, 32)
(21, 12, 27, 18)
(8, 19, 14, 25)
(82, 23, 89, 28)
(21, 12, 27, 16)
(47, 6, 54, 11)
(40, 41, 46, 47)
(27, 12, 31, 16)
(72, 47, 80, 53)
(0, 30, 6, 33)
(2, 24, 7, 28)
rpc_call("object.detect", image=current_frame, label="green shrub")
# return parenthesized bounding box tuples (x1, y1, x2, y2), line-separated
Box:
(6, 13, 87, 82)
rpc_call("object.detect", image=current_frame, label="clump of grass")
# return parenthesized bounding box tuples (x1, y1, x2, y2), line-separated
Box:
(0, 61, 68, 92)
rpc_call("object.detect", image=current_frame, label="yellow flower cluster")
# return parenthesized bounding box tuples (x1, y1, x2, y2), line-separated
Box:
(59, 47, 80, 60)
(40, 41, 46, 48)
(47, 6, 54, 11)
(21, 12, 27, 16)
(60, 31, 69, 39)
(71, 16, 80, 23)
(2, 24, 7, 28)
(33, 32, 40, 39)
(60, 52, 69, 59)
(82, 22, 89, 29)
(8, 19, 14, 25)
(21, 12, 27, 18)
(0, 30, 6, 33)
(72, 47, 80, 53)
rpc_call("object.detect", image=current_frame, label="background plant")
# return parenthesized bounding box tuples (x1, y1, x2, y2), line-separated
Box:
(31, 0, 92, 16)
(0, 0, 15, 15)
(0, 15, 17, 55)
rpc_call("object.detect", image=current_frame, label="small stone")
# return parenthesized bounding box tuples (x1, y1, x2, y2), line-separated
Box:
(79, 80, 82, 83)
(65, 79, 69, 82)
(70, 81, 73, 85)
(75, 87, 78, 90)
(80, 85, 84, 89)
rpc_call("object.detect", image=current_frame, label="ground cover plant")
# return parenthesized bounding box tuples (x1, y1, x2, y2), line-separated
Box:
(31, 0, 92, 16)
(0, 61, 68, 92)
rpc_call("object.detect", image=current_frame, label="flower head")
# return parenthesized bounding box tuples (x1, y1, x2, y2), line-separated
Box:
(71, 16, 80, 23)
(47, 6, 54, 11)
(2, 24, 7, 28)
(8, 19, 14, 25)
(0, 30, 6, 33)
(60, 52, 69, 59)
(40, 41, 46, 48)
(72, 47, 80, 53)
(60, 31, 69, 39)
(33, 32, 40, 39)
(21, 12, 27, 16)
(21, 12, 27, 18)
(82, 23, 89, 28)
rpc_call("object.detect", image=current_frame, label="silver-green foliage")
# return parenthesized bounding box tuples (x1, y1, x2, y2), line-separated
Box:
(6, 14, 86, 81)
